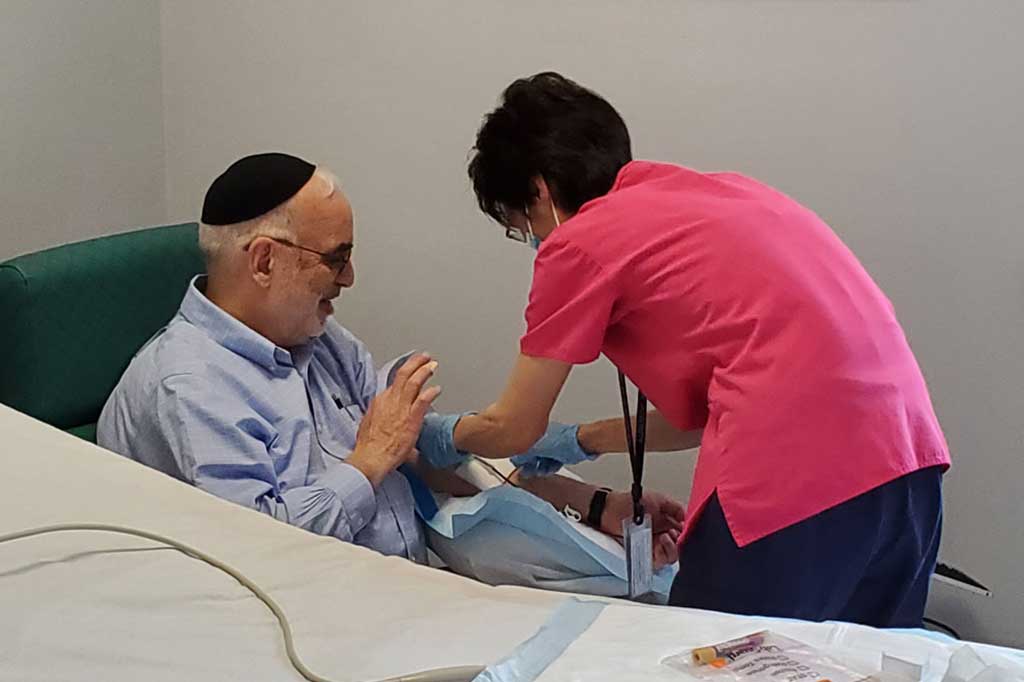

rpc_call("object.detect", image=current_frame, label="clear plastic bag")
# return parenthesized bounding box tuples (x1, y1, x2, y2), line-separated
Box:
(662, 631, 875, 682)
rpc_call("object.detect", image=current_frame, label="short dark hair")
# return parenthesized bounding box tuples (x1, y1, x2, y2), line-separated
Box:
(468, 72, 632, 226)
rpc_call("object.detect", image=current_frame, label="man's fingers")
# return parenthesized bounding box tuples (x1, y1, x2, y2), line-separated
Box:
(660, 496, 686, 520)
(651, 495, 686, 530)
(402, 360, 439, 402)
(654, 532, 679, 569)
(662, 533, 679, 563)
(654, 519, 678, 534)
(411, 385, 443, 419)
(392, 353, 432, 389)
(646, 499, 683, 533)
(653, 533, 673, 569)
(666, 513, 684, 531)
(356, 397, 377, 438)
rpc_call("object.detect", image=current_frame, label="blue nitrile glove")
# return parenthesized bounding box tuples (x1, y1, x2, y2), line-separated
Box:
(510, 422, 595, 478)
(416, 412, 472, 469)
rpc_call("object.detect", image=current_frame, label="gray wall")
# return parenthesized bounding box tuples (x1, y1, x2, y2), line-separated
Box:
(0, 0, 166, 261)
(160, 1, 1024, 646)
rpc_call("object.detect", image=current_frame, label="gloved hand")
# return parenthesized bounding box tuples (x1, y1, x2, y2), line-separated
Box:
(510, 422, 595, 478)
(416, 412, 472, 469)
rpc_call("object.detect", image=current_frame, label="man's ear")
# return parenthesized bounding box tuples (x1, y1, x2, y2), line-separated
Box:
(247, 237, 275, 287)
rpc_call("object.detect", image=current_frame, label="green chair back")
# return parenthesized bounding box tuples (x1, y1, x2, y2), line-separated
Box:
(0, 223, 204, 441)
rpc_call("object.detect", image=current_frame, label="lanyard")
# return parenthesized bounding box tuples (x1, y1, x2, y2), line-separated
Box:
(617, 371, 647, 524)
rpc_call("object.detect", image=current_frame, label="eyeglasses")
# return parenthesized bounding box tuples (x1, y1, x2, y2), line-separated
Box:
(245, 236, 352, 272)
(504, 226, 529, 243)
(502, 207, 535, 245)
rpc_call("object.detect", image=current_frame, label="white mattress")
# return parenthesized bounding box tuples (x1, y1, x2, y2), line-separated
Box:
(1, 404, 1020, 682)
(0, 404, 561, 681)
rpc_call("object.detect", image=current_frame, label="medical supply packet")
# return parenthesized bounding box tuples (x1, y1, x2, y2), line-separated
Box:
(663, 631, 876, 682)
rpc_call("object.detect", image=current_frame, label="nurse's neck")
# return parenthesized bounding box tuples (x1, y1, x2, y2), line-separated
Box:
(526, 197, 571, 240)
(526, 176, 575, 239)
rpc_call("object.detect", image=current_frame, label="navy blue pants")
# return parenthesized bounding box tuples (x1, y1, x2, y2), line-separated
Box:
(669, 466, 943, 627)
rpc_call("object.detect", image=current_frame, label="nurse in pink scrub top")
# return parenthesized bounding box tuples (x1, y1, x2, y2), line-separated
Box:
(449, 72, 950, 627)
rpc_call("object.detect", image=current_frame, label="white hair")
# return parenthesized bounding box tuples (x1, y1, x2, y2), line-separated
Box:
(198, 167, 340, 264)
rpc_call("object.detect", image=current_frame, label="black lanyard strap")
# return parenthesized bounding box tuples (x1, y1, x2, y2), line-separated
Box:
(617, 371, 648, 524)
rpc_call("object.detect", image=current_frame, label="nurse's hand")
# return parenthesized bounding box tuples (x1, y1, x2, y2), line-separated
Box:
(417, 412, 474, 469)
(602, 490, 686, 537)
(510, 422, 596, 478)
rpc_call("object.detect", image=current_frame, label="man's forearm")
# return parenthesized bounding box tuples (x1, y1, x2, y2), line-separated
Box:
(250, 463, 377, 542)
(513, 473, 619, 534)
(412, 459, 480, 496)
(577, 410, 702, 455)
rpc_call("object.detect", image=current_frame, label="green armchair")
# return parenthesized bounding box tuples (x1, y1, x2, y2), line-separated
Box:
(0, 223, 204, 442)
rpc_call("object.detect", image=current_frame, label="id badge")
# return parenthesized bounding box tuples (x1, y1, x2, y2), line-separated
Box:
(623, 513, 653, 599)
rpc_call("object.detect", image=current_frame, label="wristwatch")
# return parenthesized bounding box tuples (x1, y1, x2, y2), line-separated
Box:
(587, 487, 613, 530)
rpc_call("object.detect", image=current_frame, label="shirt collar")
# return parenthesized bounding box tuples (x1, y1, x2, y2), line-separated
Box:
(179, 275, 313, 373)
(573, 161, 656, 220)
(609, 160, 657, 193)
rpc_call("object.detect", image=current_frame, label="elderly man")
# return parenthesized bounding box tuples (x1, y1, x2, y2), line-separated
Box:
(98, 153, 683, 581)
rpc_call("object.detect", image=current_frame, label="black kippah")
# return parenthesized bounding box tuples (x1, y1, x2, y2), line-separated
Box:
(201, 152, 316, 225)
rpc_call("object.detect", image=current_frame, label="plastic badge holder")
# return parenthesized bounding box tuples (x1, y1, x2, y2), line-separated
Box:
(623, 513, 653, 599)
(663, 631, 876, 682)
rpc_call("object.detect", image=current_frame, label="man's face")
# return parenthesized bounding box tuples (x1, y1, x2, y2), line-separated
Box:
(268, 179, 355, 346)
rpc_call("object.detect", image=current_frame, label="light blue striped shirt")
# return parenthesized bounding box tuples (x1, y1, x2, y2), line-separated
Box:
(98, 277, 425, 562)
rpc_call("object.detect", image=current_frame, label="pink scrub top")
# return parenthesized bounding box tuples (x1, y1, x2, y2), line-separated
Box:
(520, 161, 951, 547)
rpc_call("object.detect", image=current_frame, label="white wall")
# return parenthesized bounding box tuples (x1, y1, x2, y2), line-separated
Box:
(0, 0, 166, 261)
(154, 0, 1020, 646)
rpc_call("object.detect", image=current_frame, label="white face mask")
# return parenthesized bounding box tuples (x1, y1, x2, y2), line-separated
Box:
(526, 197, 561, 251)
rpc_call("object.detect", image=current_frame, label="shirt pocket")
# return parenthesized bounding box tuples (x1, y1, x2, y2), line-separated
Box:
(316, 395, 364, 457)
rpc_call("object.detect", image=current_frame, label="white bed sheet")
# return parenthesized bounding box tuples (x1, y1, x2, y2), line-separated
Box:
(2, 404, 1020, 682)
(533, 601, 1024, 682)
(0, 405, 562, 681)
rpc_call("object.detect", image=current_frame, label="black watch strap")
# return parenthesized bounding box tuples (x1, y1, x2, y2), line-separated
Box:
(587, 487, 613, 529)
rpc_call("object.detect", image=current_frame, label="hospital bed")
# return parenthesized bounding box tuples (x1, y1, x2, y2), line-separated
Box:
(2, 403, 1022, 682)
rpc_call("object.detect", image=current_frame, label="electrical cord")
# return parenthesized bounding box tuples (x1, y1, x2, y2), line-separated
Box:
(0, 524, 485, 682)
(922, 617, 961, 640)
(473, 457, 521, 488)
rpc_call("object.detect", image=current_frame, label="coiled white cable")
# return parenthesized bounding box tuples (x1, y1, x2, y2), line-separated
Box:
(0, 524, 486, 682)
